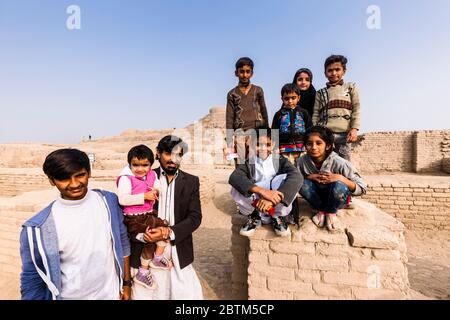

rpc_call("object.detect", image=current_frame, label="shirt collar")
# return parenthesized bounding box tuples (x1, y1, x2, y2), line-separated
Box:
(326, 79, 344, 88)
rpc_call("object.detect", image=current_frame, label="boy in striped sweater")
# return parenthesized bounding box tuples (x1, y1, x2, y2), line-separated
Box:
(312, 55, 361, 161)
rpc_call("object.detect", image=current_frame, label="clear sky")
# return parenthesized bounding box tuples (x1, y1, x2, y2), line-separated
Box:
(1, 0, 449, 144)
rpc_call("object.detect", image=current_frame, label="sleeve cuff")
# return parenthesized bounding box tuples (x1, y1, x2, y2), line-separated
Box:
(135, 233, 146, 243)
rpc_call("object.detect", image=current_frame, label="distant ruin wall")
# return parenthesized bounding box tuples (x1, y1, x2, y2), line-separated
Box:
(361, 176, 450, 231)
(352, 130, 450, 174)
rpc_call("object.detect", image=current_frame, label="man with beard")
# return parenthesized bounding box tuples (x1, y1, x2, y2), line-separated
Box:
(130, 135, 203, 300)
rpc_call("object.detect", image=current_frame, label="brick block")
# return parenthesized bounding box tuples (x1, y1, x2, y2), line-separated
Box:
(301, 230, 348, 245)
(371, 249, 401, 261)
(249, 240, 269, 252)
(347, 227, 400, 250)
(248, 251, 268, 264)
(248, 287, 293, 300)
(315, 242, 371, 258)
(298, 256, 348, 272)
(294, 270, 321, 284)
(268, 253, 297, 268)
(267, 279, 313, 294)
(322, 271, 369, 287)
(313, 283, 352, 298)
(247, 274, 267, 289)
(349, 259, 406, 277)
(293, 292, 324, 300)
(269, 242, 315, 255)
(352, 287, 407, 300)
(248, 262, 296, 281)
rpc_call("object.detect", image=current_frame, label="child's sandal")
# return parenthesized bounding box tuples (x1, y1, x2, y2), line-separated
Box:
(325, 213, 341, 233)
(312, 211, 325, 228)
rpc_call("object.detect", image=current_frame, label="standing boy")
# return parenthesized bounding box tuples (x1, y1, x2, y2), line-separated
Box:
(20, 149, 131, 300)
(312, 55, 361, 161)
(226, 57, 269, 164)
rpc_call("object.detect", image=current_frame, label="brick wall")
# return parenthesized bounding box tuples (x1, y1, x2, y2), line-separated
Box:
(351, 131, 415, 173)
(361, 177, 450, 231)
(414, 130, 450, 173)
(351, 130, 450, 174)
(231, 200, 411, 300)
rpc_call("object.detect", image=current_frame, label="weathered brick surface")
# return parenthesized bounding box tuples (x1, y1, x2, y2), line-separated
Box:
(362, 177, 450, 231)
(231, 198, 411, 300)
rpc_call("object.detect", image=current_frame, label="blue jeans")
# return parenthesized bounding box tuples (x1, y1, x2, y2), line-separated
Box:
(300, 180, 351, 213)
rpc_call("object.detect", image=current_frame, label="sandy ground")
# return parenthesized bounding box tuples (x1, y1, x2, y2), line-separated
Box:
(194, 168, 450, 300)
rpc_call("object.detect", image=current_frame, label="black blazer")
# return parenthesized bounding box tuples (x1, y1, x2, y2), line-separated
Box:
(129, 167, 202, 270)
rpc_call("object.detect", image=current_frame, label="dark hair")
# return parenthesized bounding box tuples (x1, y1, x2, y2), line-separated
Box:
(255, 126, 272, 141)
(127, 144, 154, 165)
(156, 135, 188, 155)
(281, 83, 301, 97)
(305, 125, 335, 156)
(235, 57, 254, 70)
(43, 148, 91, 180)
(292, 68, 313, 84)
(324, 55, 348, 70)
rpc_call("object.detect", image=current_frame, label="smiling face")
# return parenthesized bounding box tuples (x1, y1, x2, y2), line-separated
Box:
(296, 72, 311, 91)
(235, 65, 253, 86)
(325, 62, 346, 84)
(130, 157, 151, 178)
(305, 133, 333, 163)
(256, 135, 273, 160)
(50, 168, 90, 200)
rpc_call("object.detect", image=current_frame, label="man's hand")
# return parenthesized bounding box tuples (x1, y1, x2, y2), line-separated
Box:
(258, 189, 284, 205)
(144, 189, 159, 201)
(121, 286, 131, 300)
(143, 226, 171, 243)
(347, 128, 358, 142)
(254, 199, 274, 213)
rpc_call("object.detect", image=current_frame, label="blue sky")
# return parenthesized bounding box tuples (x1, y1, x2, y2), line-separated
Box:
(1, 0, 449, 143)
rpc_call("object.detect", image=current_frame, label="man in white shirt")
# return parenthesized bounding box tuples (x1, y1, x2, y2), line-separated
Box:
(20, 148, 131, 300)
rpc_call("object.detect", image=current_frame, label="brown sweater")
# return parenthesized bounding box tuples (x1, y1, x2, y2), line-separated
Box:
(312, 82, 361, 133)
(226, 84, 268, 131)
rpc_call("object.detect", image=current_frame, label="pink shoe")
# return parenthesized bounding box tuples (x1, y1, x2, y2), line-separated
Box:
(150, 256, 173, 270)
(134, 268, 157, 289)
(325, 213, 342, 233)
(312, 211, 326, 228)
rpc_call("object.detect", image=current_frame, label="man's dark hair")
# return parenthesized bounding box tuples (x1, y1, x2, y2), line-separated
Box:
(324, 54, 348, 70)
(156, 135, 188, 155)
(281, 83, 301, 97)
(43, 148, 91, 180)
(235, 57, 254, 70)
(127, 144, 154, 165)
